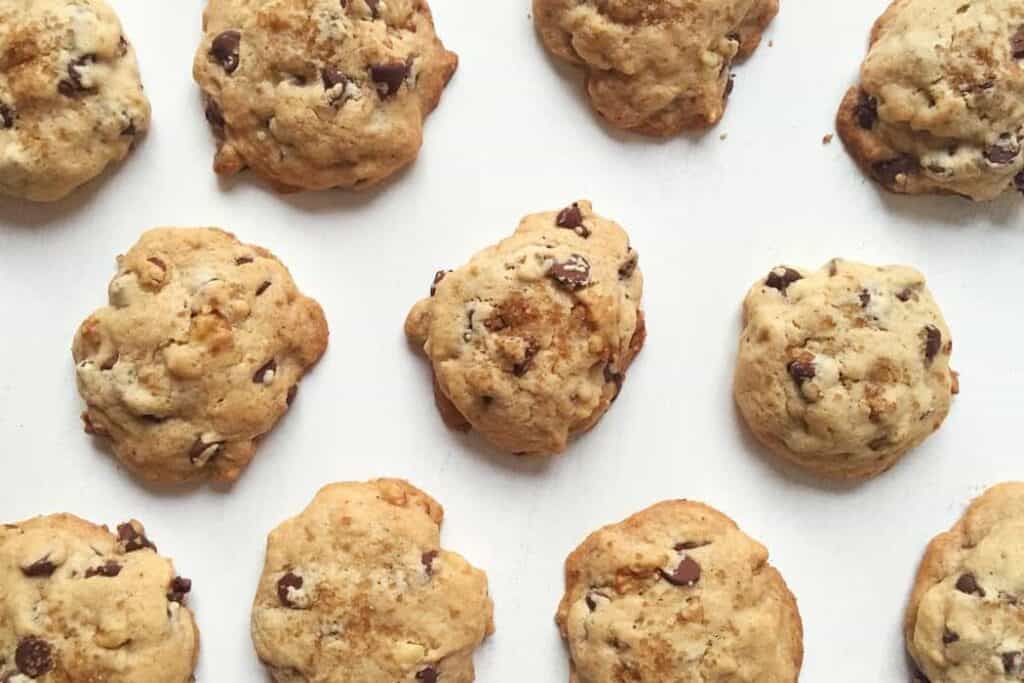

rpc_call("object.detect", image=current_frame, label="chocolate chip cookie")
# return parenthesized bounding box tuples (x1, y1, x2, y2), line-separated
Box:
(0, 514, 198, 681)
(72, 227, 328, 484)
(533, 0, 778, 136)
(405, 201, 645, 456)
(734, 259, 958, 480)
(0, 0, 150, 201)
(557, 499, 803, 682)
(193, 0, 457, 191)
(837, 0, 1024, 200)
(906, 483, 1024, 682)
(251, 479, 494, 682)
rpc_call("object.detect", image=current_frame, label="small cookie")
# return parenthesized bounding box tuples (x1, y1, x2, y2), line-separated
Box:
(251, 479, 494, 682)
(405, 201, 645, 456)
(0, 514, 198, 682)
(906, 483, 1024, 682)
(734, 259, 958, 480)
(0, 0, 150, 201)
(72, 227, 328, 484)
(193, 0, 457, 191)
(557, 500, 803, 682)
(836, 0, 1024, 200)
(533, 0, 778, 136)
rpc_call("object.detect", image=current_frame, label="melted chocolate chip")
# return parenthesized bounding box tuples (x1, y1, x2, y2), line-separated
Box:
(255, 280, 272, 296)
(117, 522, 157, 552)
(659, 555, 701, 587)
(0, 103, 14, 129)
(253, 359, 277, 384)
(416, 667, 438, 683)
(556, 204, 590, 237)
(21, 558, 56, 578)
(765, 267, 802, 293)
(15, 638, 52, 678)
(512, 341, 539, 377)
(872, 155, 920, 187)
(85, 560, 122, 578)
(955, 572, 985, 597)
(547, 255, 591, 290)
(58, 55, 96, 97)
(1012, 26, 1024, 59)
(787, 359, 816, 384)
(371, 62, 409, 98)
(210, 30, 241, 73)
(167, 576, 192, 603)
(430, 270, 449, 296)
(923, 325, 942, 364)
(421, 550, 439, 576)
(942, 628, 959, 644)
(854, 92, 878, 129)
(277, 572, 303, 607)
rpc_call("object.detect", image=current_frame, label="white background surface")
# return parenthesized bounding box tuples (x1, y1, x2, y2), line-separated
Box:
(1, 1, 1023, 680)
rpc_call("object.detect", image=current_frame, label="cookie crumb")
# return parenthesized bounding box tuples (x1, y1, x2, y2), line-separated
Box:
(822, 133, 834, 145)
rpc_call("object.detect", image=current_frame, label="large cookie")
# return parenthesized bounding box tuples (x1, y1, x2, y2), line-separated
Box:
(193, 0, 457, 191)
(72, 227, 328, 484)
(906, 483, 1024, 682)
(251, 479, 494, 682)
(0, 514, 198, 682)
(557, 499, 803, 682)
(734, 259, 958, 480)
(405, 201, 645, 456)
(837, 0, 1024, 200)
(0, 0, 150, 201)
(533, 0, 779, 136)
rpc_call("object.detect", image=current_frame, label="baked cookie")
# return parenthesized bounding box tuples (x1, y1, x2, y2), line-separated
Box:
(251, 479, 494, 682)
(404, 201, 645, 456)
(193, 0, 457, 191)
(0, 514, 198, 682)
(734, 259, 958, 480)
(557, 499, 803, 682)
(836, 0, 1024, 200)
(533, 0, 779, 136)
(0, 0, 150, 202)
(906, 483, 1024, 682)
(72, 227, 328, 484)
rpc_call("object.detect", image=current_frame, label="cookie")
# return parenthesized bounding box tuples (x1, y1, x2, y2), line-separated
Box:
(0, 0, 150, 202)
(557, 499, 803, 682)
(734, 259, 958, 480)
(404, 201, 645, 456)
(192, 0, 457, 192)
(532, 0, 778, 136)
(72, 227, 328, 484)
(251, 479, 494, 682)
(906, 483, 1024, 682)
(836, 0, 1024, 200)
(0, 514, 198, 682)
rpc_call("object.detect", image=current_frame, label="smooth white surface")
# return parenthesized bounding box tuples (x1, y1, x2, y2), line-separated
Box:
(1, 1, 1022, 680)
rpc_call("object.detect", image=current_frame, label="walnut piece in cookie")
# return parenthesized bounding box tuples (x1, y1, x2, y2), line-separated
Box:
(533, 0, 779, 136)
(72, 227, 328, 484)
(906, 483, 1024, 683)
(251, 479, 494, 683)
(192, 0, 457, 192)
(557, 499, 803, 682)
(836, 0, 1024, 200)
(734, 259, 958, 480)
(404, 200, 646, 456)
(0, 514, 198, 682)
(0, 0, 150, 201)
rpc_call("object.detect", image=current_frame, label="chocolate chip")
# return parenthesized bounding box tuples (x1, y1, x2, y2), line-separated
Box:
(85, 560, 122, 578)
(923, 325, 942, 364)
(15, 638, 52, 678)
(255, 280, 272, 296)
(121, 119, 136, 137)
(547, 254, 591, 290)
(287, 385, 298, 406)
(1004, 651, 1024, 675)
(365, 0, 380, 17)
(859, 289, 871, 307)
(235, 256, 254, 265)
(421, 550, 439, 576)
(674, 541, 708, 551)
(210, 30, 241, 73)
(765, 267, 802, 293)
(253, 359, 277, 384)
(277, 572, 303, 607)
(21, 558, 56, 578)
(58, 55, 96, 97)
(371, 62, 409, 98)
(1012, 26, 1024, 59)
(659, 555, 701, 587)
(430, 270, 449, 296)
(942, 628, 959, 644)
(415, 667, 438, 683)
(167, 576, 192, 603)
(189, 437, 223, 466)
(618, 251, 638, 280)
(117, 522, 156, 552)
(955, 572, 985, 597)
(205, 99, 226, 131)
(585, 592, 598, 611)
(321, 67, 348, 104)
(556, 204, 590, 237)
(1016, 170, 1024, 194)
(896, 288, 913, 302)
(872, 155, 920, 187)
(512, 341, 539, 376)
(787, 359, 815, 384)
(854, 92, 878, 129)
(985, 135, 1020, 164)
(0, 103, 14, 129)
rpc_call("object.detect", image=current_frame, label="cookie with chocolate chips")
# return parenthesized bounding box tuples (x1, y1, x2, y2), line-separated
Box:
(251, 479, 494, 682)
(734, 259, 958, 480)
(837, 0, 1024, 200)
(532, 0, 778, 135)
(192, 0, 457, 191)
(72, 227, 328, 484)
(0, 514, 198, 681)
(557, 500, 803, 682)
(907, 483, 1024, 682)
(404, 200, 645, 456)
(0, 0, 150, 201)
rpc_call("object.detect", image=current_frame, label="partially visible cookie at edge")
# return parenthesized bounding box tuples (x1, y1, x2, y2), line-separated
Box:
(72, 227, 328, 484)
(0, 514, 198, 682)
(405, 200, 645, 456)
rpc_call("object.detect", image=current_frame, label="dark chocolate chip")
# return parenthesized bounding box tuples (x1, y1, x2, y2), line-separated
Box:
(659, 555, 701, 587)
(765, 267, 802, 293)
(547, 254, 591, 290)
(872, 155, 920, 187)
(15, 637, 52, 678)
(21, 558, 56, 578)
(371, 62, 409, 98)
(923, 325, 942, 364)
(421, 550, 439, 576)
(1004, 651, 1024, 675)
(556, 204, 590, 237)
(255, 280, 272, 296)
(854, 92, 878, 129)
(0, 103, 14, 129)
(321, 66, 348, 104)
(430, 270, 449, 296)
(167, 576, 192, 603)
(512, 341, 539, 377)
(787, 359, 816, 384)
(235, 256, 254, 265)
(1012, 26, 1024, 59)
(85, 560, 122, 578)
(859, 289, 871, 307)
(253, 359, 277, 384)
(58, 55, 96, 97)
(415, 667, 438, 683)
(942, 628, 959, 645)
(585, 592, 598, 611)
(674, 541, 708, 551)
(189, 437, 223, 465)
(955, 572, 985, 597)
(287, 385, 298, 406)
(210, 30, 241, 73)
(985, 135, 1020, 165)
(117, 522, 157, 552)
(205, 99, 226, 131)
(277, 572, 303, 607)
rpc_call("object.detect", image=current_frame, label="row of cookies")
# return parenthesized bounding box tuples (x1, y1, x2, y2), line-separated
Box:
(71, 202, 957, 484)
(5, 0, 1020, 202)
(5, 479, 1020, 681)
